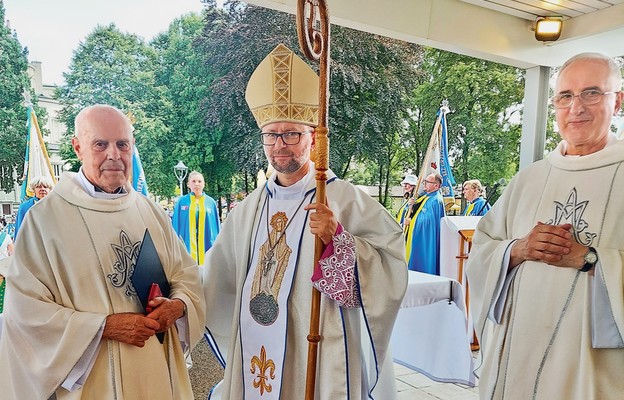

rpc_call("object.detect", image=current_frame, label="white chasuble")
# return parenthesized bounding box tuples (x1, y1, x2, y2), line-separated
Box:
(467, 138, 624, 400)
(240, 182, 313, 399)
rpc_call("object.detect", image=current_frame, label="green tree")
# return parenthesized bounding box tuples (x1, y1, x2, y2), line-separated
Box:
(328, 32, 424, 206)
(411, 48, 525, 200)
(197, 2, 297, 196)
(0, 1, 36, 192)
(152, 12, 227, 204)
(56, 24, 172, 196)
(197, 2, 424, 207)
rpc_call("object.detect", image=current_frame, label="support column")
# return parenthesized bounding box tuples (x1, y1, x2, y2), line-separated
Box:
(519, 65, 550, 169)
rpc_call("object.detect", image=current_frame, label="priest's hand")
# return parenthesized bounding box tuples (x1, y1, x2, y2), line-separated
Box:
(509, 221, 573, 269)
(103, 313, 160, 347)
(146, 297, 186, 333)
(546, 233, 589, 271)
(305, 202, 338, 245)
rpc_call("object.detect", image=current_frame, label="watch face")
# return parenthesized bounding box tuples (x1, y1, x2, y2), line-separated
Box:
(584, 251, 598, 264)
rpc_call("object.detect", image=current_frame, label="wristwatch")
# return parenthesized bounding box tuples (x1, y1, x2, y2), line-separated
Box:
(580, 246, 598, 272)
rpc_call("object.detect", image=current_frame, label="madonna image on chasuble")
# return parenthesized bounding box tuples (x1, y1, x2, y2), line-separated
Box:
(250, 211, 292, 325)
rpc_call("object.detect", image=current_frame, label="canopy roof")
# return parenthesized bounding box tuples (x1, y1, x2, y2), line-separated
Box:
(243, 0, 624, 69)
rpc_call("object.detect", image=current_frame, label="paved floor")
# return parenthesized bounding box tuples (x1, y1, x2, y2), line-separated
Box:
(395, 362, 479, 399)
(189, 337, 480, 400)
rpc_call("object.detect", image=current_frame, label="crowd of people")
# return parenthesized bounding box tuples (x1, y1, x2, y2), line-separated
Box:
(0, 50, 621, 400)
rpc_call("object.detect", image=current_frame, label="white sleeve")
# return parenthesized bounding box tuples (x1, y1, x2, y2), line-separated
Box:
(175, 312, 191, 353)
(487, 240, 520, 323)
(61, 322, 104, 391)
(591, 261, 623, 348)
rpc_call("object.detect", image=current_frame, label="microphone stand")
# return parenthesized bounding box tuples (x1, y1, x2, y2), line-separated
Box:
(476, 180, 504, 215)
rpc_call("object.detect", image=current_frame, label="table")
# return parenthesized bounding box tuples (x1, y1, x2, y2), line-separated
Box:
(390, 271, 475, 386)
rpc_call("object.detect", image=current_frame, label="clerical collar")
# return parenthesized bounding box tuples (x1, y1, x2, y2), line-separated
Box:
(76, 169, 128, 199)
(267, 164, 315, 200)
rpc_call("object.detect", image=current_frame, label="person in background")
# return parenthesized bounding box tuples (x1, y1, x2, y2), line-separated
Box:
(461, 179, 491, 216)
(467, 52, 624, 399)
(0, 104, 205, 399)
(202, 43, 407, 400)
(0, 224, 13, 313)
(13, 175, 53, 241)
(405, 172, 446, 274)
(396, 174, 417, 231)
(172, 171, 220, 264)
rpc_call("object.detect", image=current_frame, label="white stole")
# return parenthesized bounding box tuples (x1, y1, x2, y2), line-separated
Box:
(240, 172, 314, 399)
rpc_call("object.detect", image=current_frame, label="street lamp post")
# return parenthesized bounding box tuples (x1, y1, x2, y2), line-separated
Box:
(173, 161, 188, 197)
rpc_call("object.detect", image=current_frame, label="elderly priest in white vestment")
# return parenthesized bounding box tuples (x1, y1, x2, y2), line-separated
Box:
(0, 105, 206, 399)
(202, 43, 408, 399)
(467, 52, 624, 400)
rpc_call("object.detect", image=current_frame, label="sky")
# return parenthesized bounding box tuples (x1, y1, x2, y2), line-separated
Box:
(3, 0, 208, 85)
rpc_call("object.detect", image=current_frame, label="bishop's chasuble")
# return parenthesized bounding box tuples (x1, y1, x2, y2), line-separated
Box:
(467, 138, 624, 400)
(203, 165, 407, 400)
(0, 172, 205, 399)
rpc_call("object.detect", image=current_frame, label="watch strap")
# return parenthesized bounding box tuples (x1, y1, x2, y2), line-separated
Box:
(580, 246, 597, 272)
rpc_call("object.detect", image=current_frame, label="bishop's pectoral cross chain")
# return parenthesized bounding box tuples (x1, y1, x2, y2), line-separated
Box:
(261, 192, 311, 276)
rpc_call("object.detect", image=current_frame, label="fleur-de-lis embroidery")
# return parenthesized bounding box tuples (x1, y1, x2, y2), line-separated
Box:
(250, 345, 276, 396)
(547, 188, 596, 246)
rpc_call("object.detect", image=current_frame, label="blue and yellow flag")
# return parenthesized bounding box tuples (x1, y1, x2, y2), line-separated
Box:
(416, 103, 455, 197)
(131, 146, 149, 196)
(20, 107, 57, 201)
(438, 107, 456, 197)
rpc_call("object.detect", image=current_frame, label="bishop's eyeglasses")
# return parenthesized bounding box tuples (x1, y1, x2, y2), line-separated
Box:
(551, 89, 619, 109)
(261, 131, 311, 146)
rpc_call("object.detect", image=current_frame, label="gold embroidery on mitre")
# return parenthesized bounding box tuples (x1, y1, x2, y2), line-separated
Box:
(246, 43, 319, 128)
(250, 345, 276, 395)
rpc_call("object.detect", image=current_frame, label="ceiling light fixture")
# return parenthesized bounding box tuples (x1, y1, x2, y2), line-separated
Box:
(534, 17, 563, 42)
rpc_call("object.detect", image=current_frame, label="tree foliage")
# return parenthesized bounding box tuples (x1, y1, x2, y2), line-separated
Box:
(151, 13, 217, 198)
(56, 24, 173, 196)
(0, 1, 37, 192)
(48, 2, 568, 210)
(410, 48, 525, 199)
(197, 2, 298, 196)
(197, 2, 424, 205)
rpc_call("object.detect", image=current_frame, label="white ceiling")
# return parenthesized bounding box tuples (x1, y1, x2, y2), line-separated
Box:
(462, 0, 624, 20)
(243, 0, 624, 68)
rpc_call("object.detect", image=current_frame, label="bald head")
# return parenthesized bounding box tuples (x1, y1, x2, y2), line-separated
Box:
(74, 105, 133, 139)
(557, 53, 622, 91)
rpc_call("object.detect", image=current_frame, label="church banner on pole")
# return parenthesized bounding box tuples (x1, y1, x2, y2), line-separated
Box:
(20, 106, 57, 201)
(416, 101, 456, 197)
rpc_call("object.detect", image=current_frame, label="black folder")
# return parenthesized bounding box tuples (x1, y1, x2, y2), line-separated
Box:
(131, 229, 171, 343)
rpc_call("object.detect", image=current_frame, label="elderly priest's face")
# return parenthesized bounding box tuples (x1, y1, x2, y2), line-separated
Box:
(72, 106, 135, 193)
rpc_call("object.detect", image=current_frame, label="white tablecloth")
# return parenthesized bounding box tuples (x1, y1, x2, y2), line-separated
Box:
(391, 271, 475, 386)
